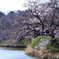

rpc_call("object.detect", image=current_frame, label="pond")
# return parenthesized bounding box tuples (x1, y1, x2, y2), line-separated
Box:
(0, 47, 39, 59)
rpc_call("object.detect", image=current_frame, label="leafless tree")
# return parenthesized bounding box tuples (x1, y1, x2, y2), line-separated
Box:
(22, 0, 59, 38)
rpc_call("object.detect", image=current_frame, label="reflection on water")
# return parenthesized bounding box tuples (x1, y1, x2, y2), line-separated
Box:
(0, 47, 39, 59)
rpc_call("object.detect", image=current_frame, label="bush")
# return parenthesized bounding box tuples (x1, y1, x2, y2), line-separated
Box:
(46, 42, 59, 53)
(0, 40, 9, 46)
(56, 38, 59, 44)
(31, 36, 59, 53)
(17, 40, 30, 46)
(31, 36, 52, 48)
(46, 38, 59, 53)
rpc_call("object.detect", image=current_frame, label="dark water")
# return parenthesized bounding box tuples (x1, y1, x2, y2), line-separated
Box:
(0, 47, 39, 59)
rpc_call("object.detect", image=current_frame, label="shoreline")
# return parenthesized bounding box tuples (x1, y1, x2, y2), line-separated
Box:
(26, 45, 59, 59)
(0, 45, 26, 48)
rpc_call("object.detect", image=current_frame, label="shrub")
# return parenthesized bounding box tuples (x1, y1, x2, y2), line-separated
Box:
(52, 48, 59, 53)
(17, 40, 30, 46)
(46, 43, 59, 53)
(46, 38, 59, 53)
(31, 36, 59, 53)
(56, 38, 59, 44)
(31, 36, 52, 48)
(0, 40, 9, 46)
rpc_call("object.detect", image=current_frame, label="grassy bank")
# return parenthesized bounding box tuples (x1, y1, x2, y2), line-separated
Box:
(0, 40, 30, 48)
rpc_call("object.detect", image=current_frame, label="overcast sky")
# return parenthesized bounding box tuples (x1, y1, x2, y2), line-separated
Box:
(0, 0, 48, 14)
(0, 0, 26, 14)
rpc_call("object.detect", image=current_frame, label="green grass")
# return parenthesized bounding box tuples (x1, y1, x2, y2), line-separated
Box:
(0, 40, 9, 46)
(17, 40, 31, 46)
(0, 40, 8, 45)
(0, 40, 31, 47)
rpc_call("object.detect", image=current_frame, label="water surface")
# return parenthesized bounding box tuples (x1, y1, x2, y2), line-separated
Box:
(0, 47, 39, 59)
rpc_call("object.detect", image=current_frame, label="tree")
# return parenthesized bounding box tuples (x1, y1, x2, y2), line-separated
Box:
(23, 0, 59, 38)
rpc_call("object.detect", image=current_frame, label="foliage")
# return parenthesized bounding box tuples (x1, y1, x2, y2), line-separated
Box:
(52, 48, 59, 53)
(17, 40, 31, 46)
(0, 41, 8, 46)
(45, 42, 52, 51)
(31, 35, 59, 53)
(0, 40, 31, 47)
(31, 36, 52, 48)
(57, 38, 59, 44)
(46, 39, 59, 53)
(46, 42, 59, 53)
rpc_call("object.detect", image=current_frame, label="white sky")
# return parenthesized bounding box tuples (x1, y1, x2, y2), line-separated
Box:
(0, 0, 48, 14)
(0, 0, 26, 14)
